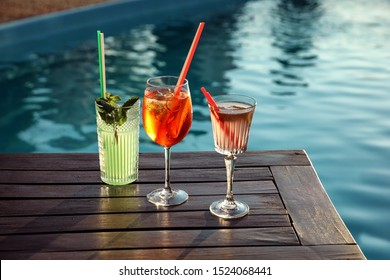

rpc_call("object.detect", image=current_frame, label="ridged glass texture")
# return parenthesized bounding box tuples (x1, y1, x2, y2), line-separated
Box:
(96, 100, 140, 185)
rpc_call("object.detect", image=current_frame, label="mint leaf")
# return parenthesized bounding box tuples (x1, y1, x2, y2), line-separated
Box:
(106, 92, 121, 106)
(96, 93, 139, 143)
(119, 96, 140, 124)
(122, 96, 139, 108)
(96, 99, 116, 125)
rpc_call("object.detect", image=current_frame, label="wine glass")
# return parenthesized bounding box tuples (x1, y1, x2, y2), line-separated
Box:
(208, 94, 256, 219)
(142, 76, 193, 206)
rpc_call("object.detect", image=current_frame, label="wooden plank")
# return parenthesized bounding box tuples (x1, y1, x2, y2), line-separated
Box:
(271, 165, 357, 245)
(0, 194, 285, 216)
(0, 170, 99, 184)
(0, 150, 309, 171)
(0, 211, 290, 234)
(0, 153, 98, 171)
(0, 227, 299, 254)
(0, 245, 365, 260)
(243, 150, 310, 167)
(0, 167, 272, 184)
(0, 180, 277, 198)
(163, 150, 310, 168)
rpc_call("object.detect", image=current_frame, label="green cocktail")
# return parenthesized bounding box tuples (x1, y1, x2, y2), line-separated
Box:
(95, 94, 140, 185)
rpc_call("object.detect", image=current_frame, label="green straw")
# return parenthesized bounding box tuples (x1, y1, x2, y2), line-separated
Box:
(97, 30, 106, 98)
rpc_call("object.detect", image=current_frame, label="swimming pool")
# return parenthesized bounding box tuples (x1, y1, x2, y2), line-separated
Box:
(0, 0, 389, 259)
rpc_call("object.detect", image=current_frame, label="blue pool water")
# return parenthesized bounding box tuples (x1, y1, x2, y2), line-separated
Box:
(0, 0, 389, 259)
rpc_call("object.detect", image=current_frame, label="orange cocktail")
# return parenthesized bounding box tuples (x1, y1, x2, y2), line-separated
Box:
(142, 76, 192, 206)
(142, 88, 192, 148)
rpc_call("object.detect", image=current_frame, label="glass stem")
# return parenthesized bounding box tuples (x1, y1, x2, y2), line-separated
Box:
(162, 147, 173, 198)
(223, 155, 237, 209)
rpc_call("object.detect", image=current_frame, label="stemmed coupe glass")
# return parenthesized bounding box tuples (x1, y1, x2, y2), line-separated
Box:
(142, 76, 192, 206)
(208, 94, 256, 219)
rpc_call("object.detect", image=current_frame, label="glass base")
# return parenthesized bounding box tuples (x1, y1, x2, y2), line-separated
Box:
(147, 188, 188, 207)
(209, 199, 249, 219)
(101, 173, 137, 186)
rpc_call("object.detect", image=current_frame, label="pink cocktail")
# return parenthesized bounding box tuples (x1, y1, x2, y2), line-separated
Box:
(208, 94, 256, 219)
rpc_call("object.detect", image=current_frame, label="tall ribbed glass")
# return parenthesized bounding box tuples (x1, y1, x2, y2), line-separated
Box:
(96, 100, 140, 185)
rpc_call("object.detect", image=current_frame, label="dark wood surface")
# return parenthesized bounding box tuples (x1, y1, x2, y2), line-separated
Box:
(0, 150, 365, 260)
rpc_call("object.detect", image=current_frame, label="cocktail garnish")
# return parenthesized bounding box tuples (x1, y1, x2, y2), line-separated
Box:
(96, 92, 139, 142)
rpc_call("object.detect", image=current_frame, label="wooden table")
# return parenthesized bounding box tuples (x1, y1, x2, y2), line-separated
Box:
(0, 150, 365, 260)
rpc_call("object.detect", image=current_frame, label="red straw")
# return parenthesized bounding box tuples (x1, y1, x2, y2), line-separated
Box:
(175, 22, 205, 95)
(201, 86, 220, 122)
(201, 87, 238, 145)
(201, 87, 218, 108)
